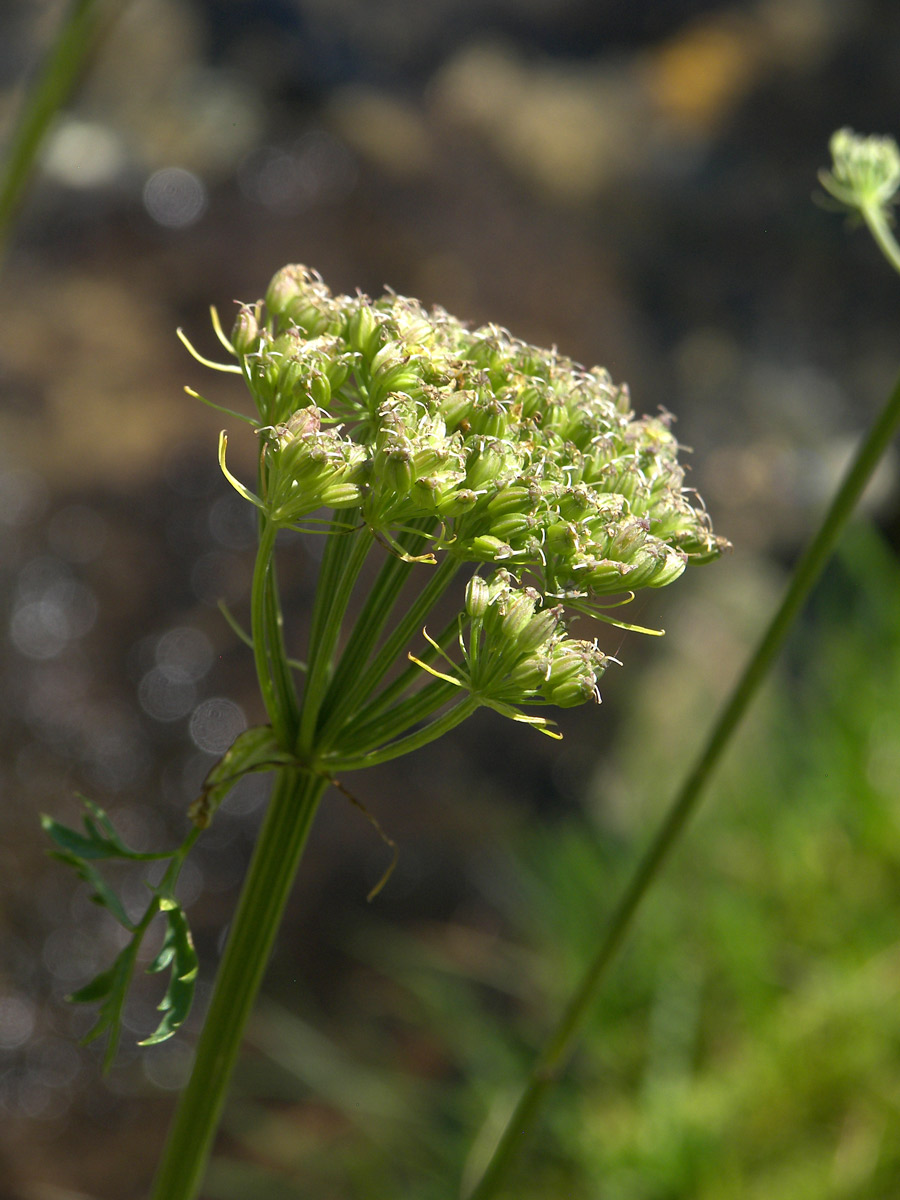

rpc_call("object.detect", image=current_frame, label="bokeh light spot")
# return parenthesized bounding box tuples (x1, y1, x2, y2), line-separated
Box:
(189, 697, 245, 754)
(155, 627, 214, 684)
(143, 167, 207, 228)
(0, 995, 36, 1050)
(10, 579, 98, 660)
(142, 1039, 194, 1091)
(138, 668, 197, 722)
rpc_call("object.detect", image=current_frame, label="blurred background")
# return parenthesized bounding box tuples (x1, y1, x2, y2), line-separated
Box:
(3, 0, 900, 1197)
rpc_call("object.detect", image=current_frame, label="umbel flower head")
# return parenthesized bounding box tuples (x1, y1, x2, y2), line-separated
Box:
(187, 264, 728, 741)
(819, 128, 900, 214)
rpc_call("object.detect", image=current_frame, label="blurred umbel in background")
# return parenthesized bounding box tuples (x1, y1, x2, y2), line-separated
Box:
(3, 1, 900, 1197)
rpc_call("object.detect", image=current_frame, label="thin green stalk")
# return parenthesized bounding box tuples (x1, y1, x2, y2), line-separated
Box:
(861, 203, 900, 275)
(315, 521, 436, 728)
(351, 612, 463, 727)
(319, 553, 461, 746)
(465, 371, 900, 1200)
(254, 446, 299, 739)
(337, 678, 460, 759)
(326, 695, 479, 771)
(264, 553, 301, 738)
(0, 0, 123, 260)
(303, 514, 359, 678)
(149, 768, 327, 1200)
(298, 517, 372, 755)
(250, 520, 286, 741)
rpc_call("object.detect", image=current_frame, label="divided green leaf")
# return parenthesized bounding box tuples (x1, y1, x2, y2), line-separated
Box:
(42, 796, 200, 1069)
(141, 904, 199, 1046)
(44, 846, 135, 929)
(41, 795, 172, 862)
(70, 941, 140, 1071)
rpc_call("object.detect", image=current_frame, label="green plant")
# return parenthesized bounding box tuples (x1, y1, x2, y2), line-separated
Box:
(34, 123, 900, 1200)
(44, 266, 724, 1198)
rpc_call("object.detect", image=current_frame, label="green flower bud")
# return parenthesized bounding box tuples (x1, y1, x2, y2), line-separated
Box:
(605, 518, 651, 560)
(489, 512, 536, 543)
(465, 575, 489, 619)
(468, 535, 514, 562)
(464, 440, 509, 492)
(486, 485, 540, 519)
(626, 544, 686, 589)
(516, 605, 563, 656)
(285, 296, 332, 337)
(369, 342, 404, 377)
(583, 557, 631, 594)
(306, 371, 332, 408)
(381, 445, 413, 496)
(469, 394, 508, 439)
(276, 359, 309, 411)
(498, 590, 539, 642)
(542, 640, 606, 707)
(484, 568, 513, 597)
(319, 481, 365, 509)
(369, 359, 422, 408)
(434, 486, 478, 518)
(324, 353, 354, 393)
(579, 439, 619, 484)
(545, 521, 579, 556)
(409, 475, 439, 510)
(540, 398, 569, 435)
(271, 329, 303, 359)
(508, 653, 553, 692)
(546, 673, 598, 707)
(409, 444, 448, 480)
(560, 407, 599, 450)
(277, 405, 321, 442)
(680, 530, 730, 563)
(516, 384, 546, 421)
(265, 264, 313, 316)
(231, 306, 259, 356)
(346, 303, 384, 359)
(278, 439, 329, 484)
(440, 388, 478, 430)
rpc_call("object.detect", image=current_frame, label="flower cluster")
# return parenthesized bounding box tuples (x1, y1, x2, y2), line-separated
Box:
(414, 570, 611, 736)
(198, 263, 726, 726)
(819, 127, 900, 213)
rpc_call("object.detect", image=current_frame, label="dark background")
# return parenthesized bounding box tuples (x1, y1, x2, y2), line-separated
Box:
(2, 1, 900, 1197)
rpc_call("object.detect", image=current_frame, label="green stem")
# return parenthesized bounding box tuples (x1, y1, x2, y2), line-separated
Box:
(861, 203, 900, 276)
(326, 696, 479, 771)
(319, 553, 461, 746)
(298, 517, 372, 755)
(149, 768, 328, 1200)
(302, 515, 358, 683)
(350, 612, 463, 728)
(465, 372, 900, 1200)
(0, 0, 122, 261)
(263, 555, 301, 736)
(335, 678, 460, 759)
(250, 521, 285, 741)
(315, 521, 435, 731)
(163, 826, 203, 889)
